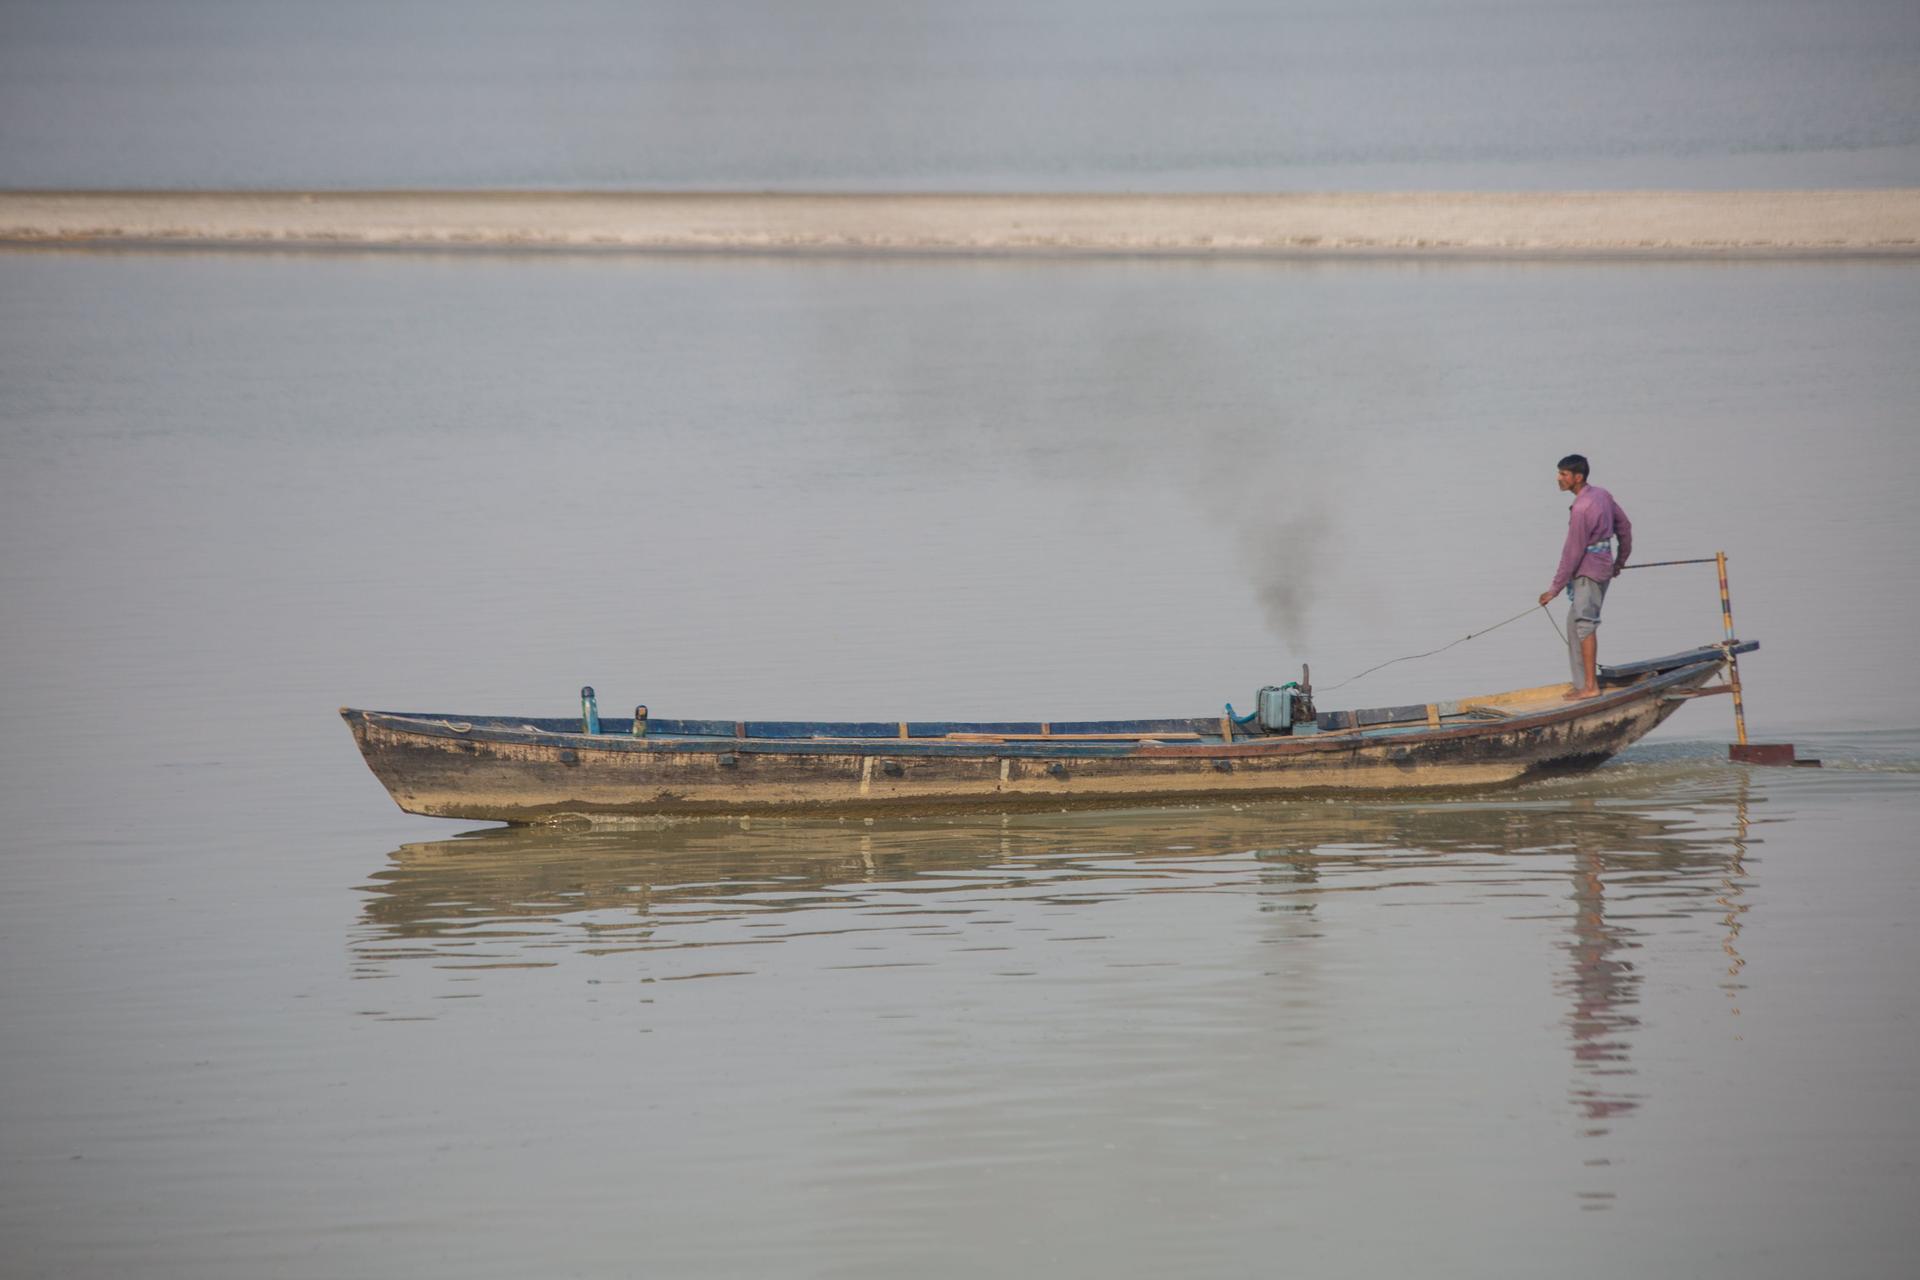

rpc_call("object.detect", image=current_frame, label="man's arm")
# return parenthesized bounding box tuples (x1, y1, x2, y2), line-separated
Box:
(1539, 509, 1586, 605)
(1613, 500, 1633, 571)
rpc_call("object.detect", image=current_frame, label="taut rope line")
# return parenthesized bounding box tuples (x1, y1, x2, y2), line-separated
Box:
(1322, 603, 1561, 692)
(1318, 555, 1709, 693)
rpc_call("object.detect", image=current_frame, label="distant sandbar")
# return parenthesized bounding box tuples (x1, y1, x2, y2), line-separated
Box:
(3, 190, 1917, 257)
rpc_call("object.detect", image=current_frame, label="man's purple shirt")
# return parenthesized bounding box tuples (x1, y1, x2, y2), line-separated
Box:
(1550, 483, 1633, 595)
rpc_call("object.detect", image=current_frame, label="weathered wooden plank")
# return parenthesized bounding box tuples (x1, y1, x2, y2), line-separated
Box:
(650, 718, 741, 737)
(1320, 703, 1429, 730)
(1601, 640, 1755, 680)
(1051, 719, 1221, 735)
(665, 717, 1222, 740)
(943, 732, 1204, 743)
(1357, 703, 1430, 727)
(745, 721, 901, 739)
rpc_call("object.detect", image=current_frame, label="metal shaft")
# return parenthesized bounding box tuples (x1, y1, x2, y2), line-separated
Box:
(1619, 556, 1718, 570)
(1716, 551, 1749, 747)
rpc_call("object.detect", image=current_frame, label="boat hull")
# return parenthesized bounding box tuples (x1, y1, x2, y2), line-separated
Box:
(342, 661, 1724, 822)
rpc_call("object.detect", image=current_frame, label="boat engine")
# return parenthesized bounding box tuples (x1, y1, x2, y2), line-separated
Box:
(1234, 666, 1317, 734)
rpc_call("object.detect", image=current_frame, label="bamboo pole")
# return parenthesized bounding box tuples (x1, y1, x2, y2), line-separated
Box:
(1716, 551, 1750, 747)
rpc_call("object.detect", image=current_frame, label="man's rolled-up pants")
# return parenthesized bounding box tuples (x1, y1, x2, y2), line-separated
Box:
(1567, 576, 1608, 684)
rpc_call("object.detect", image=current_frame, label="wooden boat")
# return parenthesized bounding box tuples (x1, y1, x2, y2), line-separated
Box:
(341, 641, 1755, 824)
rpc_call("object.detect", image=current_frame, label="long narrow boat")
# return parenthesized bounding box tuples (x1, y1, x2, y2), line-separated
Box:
(342, 641, 1754, 823)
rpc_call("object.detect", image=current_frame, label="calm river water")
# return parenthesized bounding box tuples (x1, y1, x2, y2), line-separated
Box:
(2, 250, 1918, 1277)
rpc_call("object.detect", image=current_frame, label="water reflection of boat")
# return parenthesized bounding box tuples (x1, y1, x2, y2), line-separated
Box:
(357, 771, 1758, 1174)
(359, 809, 1289, 943)
(341, 643, 1753, 822)
(358, 770, 1758, 954)
(354, 772, 1760, 1212)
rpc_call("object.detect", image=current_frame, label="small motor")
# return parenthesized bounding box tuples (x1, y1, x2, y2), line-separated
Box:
(1255, 684, 1297, 732)
(1254, 665, 1316, 734)
(1227, 665, 1316, 734)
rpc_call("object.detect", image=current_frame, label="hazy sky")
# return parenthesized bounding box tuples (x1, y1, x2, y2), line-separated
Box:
(3, 0, 1918, 189)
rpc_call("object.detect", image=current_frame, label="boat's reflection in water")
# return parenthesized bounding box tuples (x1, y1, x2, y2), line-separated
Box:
(356, 762, 1758, 1153)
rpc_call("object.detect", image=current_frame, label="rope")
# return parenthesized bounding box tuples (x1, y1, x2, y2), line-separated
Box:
(1321, 603, 1562, 693)
(382, 714, 474, 733)
(1315, 555, 1721, 694)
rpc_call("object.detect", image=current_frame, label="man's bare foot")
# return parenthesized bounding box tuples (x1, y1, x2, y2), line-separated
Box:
(1562, 687, 1600, 701)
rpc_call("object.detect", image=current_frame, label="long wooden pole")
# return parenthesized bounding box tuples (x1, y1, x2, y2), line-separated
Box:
(1716, 551, 1750, 747)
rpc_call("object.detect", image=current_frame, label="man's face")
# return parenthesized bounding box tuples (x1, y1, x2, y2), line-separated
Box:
(1556, 468, 1580, 492)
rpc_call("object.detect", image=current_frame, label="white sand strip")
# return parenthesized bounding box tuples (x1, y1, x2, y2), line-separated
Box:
(3, 190, 1918, 255)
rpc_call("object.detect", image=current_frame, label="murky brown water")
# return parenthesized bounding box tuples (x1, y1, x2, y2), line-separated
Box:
(2, 251, 1917, 1276)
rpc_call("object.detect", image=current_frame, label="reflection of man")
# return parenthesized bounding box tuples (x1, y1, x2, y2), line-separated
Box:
(1538, 454, 1632, 700)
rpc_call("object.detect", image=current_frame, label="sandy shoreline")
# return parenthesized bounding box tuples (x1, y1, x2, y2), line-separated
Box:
(3, 190, 1918, 257)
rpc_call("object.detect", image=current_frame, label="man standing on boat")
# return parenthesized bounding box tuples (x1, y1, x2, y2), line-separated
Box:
(1539, 454, 1632, 700)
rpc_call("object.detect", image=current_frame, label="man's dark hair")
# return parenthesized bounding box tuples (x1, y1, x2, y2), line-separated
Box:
(1557, 454, 1590, 478)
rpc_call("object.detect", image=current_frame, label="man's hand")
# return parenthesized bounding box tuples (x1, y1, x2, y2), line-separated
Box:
(1538, 590, 1555, 607)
